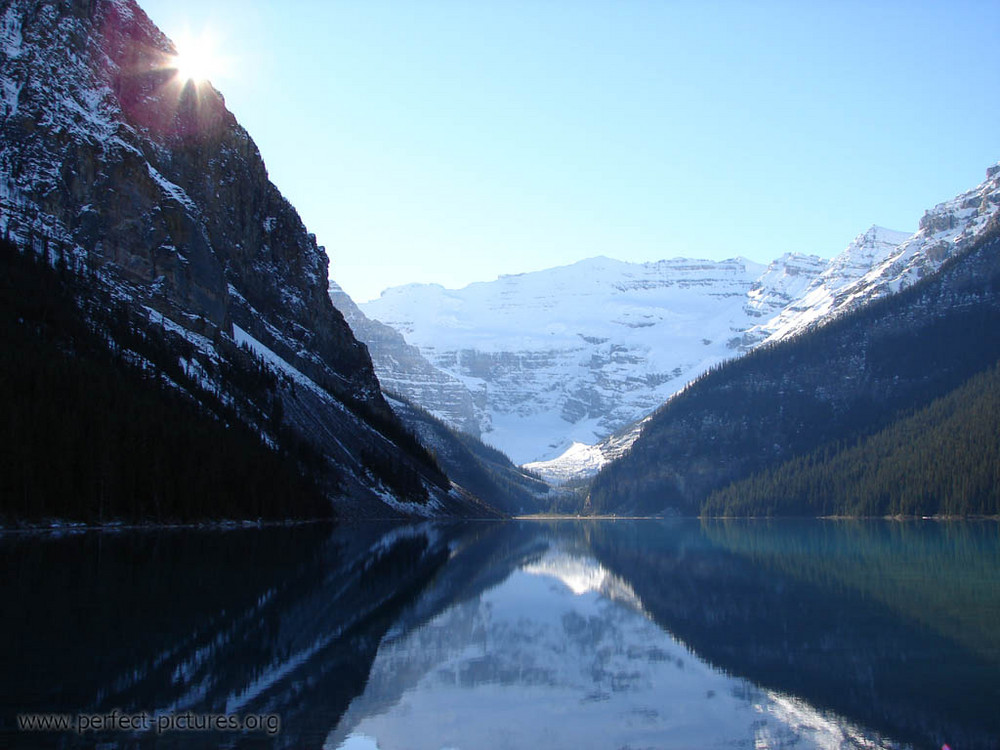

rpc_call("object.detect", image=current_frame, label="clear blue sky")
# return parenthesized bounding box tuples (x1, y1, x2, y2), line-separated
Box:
(139, 0, 999, 302)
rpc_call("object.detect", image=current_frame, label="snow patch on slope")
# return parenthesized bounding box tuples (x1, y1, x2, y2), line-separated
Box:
(232, 324, 329, 401)
(525, 415, 649, 484)
(362, 255, 812, 464)
(523, 442, 608, 483)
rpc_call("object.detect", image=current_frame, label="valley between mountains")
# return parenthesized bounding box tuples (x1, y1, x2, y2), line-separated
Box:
(1, 0, 998, 523)
(351, 168, 1000, 491)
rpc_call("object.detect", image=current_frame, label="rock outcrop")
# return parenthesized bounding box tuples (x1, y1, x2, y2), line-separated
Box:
(330, 282, 482, 436)
(0, 0, 490, 517)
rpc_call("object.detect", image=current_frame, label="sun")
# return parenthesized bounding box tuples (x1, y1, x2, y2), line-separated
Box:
(169, 30, 225, 84)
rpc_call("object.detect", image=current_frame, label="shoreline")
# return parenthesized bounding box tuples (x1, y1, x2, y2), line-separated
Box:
(4, 512, 998, 536)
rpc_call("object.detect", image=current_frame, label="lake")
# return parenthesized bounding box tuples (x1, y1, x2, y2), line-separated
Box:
(2, 519, 998, 749)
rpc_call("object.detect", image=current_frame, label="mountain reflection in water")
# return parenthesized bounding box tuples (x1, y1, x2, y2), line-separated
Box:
(2, 520, 997, 749)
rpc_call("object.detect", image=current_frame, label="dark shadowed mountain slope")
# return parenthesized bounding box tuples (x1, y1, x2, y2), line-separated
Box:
(588, 220, 1000, 516)
(0, 236, 334, 524)
(0, 0, 490, 519)
(385, 394, 559, 516)
(701, 362, 1000, 517)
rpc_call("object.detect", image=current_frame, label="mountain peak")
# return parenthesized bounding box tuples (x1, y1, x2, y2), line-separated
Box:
(359, 163, 1000, 468)
(0, 0, 482, 517)
(361, 254, 812, 463)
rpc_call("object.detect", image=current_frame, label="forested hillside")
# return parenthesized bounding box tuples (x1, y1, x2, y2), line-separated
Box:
(0, 238, 332, 524)
(702, 363, 1000, 516)
(587, 221, 1000, 517)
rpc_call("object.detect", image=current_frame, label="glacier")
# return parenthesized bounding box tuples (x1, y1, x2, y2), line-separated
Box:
(356, 164, 1000, 478)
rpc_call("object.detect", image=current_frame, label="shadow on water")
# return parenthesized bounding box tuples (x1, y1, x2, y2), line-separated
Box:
(0, 523, 459, 749)
(586, 519, 1000, 750)
(1, 519, 998, 749)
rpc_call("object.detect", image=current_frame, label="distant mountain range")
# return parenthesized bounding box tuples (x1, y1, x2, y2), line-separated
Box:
(3, 0, 996, 522)
(352, 166, 1000, 478)
(363, 254, 801, 465)
(588, 216, 1000, 517)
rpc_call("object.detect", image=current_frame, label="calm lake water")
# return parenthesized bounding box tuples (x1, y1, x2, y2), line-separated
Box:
(2, 519, 998, 749)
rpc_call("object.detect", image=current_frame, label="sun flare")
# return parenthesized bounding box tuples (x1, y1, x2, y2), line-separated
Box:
(170, 30, 225, 84)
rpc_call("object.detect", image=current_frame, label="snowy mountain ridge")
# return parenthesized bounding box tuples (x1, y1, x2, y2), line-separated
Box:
(363, 254, 809, 465)
(743, 226, 912, 345)
(356, 164, 1000, 477)
(745, 163, 1000, 345)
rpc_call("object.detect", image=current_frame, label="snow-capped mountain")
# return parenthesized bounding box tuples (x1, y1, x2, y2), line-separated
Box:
(526, 228, 918, 485)
(0, 0, 487, 518)
(360, 164, 1000, 476)
(743, 227, 912, 344)
(362, 255, 829, 465)
(748, 165, 1000, 344)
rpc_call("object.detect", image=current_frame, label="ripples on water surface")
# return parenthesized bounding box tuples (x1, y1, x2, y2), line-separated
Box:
(2, 519, 998, 749)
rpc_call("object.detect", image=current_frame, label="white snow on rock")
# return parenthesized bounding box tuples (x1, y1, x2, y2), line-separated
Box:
(358, 164, 1000, 475)
(753, 165, 1000, 345)
(232, 324, 330, 401)
(523, 441, 610, 484)
(363, 255, 815, 464)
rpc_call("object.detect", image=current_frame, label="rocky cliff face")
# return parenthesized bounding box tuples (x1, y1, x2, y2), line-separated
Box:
(330, 282, 482, 436)
(0, 0, 481, 517)
(2, 0, 374, 400)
